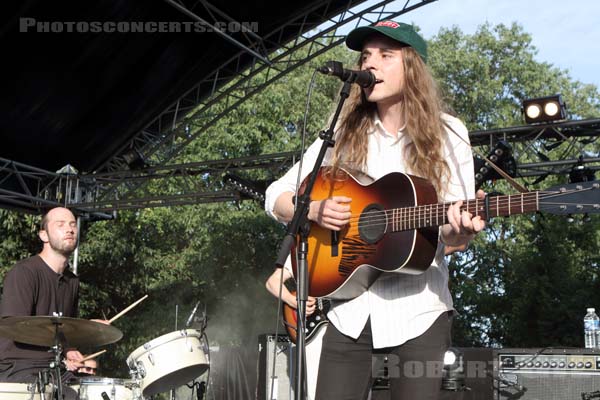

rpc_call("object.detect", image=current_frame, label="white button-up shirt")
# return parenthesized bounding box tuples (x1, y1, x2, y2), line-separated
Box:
(265, 114, 475, 348)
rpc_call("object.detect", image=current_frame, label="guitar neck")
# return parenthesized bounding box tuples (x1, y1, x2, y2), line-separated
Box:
(389, 191, 540, 231)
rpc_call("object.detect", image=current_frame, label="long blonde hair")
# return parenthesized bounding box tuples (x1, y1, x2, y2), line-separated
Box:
(328, 46, 450, 196)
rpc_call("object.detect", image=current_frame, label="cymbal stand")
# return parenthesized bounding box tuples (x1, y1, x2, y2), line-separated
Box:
(170, 305, 179, 400)
(36, 371, 48, 400)
(49, 315, 65, 400)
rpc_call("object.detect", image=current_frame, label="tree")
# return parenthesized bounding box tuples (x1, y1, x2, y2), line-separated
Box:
(429, 23, 600, 348)
(1, 23, 599, 383)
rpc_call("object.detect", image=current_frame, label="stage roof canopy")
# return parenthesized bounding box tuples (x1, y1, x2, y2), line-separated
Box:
(2, 0, 366, 173)
(5, 1, 597, 215)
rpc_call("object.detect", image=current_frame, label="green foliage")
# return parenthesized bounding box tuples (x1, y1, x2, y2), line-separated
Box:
(1, 23, 599, 380)
(430, 23, 600, 129)
(179, 42, 357, 164)
(0, 210, 41, 272)
(431, 23, 600, 348)
(75, 203, 286, 375)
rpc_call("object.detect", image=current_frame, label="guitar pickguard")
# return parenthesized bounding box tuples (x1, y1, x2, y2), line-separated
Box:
(339, 235, 377, 276)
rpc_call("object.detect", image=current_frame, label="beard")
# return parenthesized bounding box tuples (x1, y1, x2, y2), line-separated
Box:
(47, 233, 78, 255)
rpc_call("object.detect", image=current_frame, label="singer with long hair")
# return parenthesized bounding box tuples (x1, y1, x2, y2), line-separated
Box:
(265, 20, 485, 399)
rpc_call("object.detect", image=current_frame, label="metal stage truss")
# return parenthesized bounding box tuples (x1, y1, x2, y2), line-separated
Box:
(96, 0, 438, 174)
(1, 118, 599, 215)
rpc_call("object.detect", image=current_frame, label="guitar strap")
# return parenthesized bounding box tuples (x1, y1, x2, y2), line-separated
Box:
(443, 120, 529, 193)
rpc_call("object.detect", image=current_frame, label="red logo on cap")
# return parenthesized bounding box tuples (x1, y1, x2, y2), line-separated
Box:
(375, 21, 400, 29)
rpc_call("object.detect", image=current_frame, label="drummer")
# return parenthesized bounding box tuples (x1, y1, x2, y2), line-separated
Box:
(0, 207, 107, 397)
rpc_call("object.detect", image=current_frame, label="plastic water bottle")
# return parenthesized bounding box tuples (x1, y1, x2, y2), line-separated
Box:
(584, 308, 600, 349)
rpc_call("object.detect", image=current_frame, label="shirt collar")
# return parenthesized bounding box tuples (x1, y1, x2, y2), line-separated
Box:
(372, 114, 406, 142)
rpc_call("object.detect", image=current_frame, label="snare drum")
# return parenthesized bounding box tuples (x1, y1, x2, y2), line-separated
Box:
(0, 382, 54, 400)
(69, 377, 138, 400)
(127, 329, 208, 396)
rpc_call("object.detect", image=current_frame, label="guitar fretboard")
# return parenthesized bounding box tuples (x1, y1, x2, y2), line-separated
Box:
(385, 192, 540, 232)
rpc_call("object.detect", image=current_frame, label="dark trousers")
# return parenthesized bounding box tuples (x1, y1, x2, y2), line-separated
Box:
(315, 312, 452, 400)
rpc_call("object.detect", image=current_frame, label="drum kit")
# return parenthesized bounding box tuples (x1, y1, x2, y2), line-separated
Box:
(0, 314, 209, 399)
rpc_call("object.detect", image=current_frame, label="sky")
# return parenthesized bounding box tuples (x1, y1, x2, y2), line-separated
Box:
(351, 0, 600, 88)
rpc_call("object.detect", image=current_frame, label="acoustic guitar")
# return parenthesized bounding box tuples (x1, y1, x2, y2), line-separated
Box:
(291, 168, 599, 300)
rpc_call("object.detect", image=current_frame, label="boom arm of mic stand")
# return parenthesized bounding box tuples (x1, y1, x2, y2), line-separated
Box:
(273, 80, 353, 400)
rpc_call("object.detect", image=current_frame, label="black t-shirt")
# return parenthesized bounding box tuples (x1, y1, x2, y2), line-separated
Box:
(0, 255, 79, 363)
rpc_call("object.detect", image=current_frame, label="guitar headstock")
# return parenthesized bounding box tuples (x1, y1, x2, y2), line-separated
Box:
(539, 181, 600, 215)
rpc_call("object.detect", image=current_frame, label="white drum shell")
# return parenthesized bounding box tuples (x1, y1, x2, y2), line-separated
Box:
(69, 377, 136, 400)
(0, 382, 54, 400)
(127, 329, 208, 396)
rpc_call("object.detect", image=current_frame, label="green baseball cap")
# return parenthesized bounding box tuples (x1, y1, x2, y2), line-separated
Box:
(345, 20, 428, 63)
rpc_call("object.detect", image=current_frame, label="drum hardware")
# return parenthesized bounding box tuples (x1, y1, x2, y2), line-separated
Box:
(132, 361, 146, 379)
(122, 302, 212, 399)
(127, 328, 209, 397)
(69, 377, 140, 400)
(0, 314, 123, 400)
(27, 382, 38, 398)
(0, 351, 55, 399)
(0, 382, 55, 400)
(50, 313, 67, 400)
(185, 302, 201, 328)
(36, 370, 51, 400)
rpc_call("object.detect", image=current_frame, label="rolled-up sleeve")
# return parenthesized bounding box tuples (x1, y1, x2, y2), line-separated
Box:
(264, 138, 327, 222)
(442, 116, 475, 202)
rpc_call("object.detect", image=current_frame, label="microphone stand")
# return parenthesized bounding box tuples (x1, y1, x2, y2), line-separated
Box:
(274, 78, 354, 400)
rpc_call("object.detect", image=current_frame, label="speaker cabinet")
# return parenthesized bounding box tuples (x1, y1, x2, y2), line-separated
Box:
(368, 347, 494, 400)
(494, 348, 600, 400)
(257, 334, 295, 400)
(370, 347, 600, 400)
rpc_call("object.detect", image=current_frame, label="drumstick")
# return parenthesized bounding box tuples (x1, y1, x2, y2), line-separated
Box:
(81, 349, 106, 362)
(108, 294, 149, 324)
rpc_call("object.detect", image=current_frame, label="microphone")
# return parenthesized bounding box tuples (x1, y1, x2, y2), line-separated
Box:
(317, 61, 376, 88)
(185, 301, 201, 328)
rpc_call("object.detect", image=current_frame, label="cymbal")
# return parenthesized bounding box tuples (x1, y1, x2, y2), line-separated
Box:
(0, 316, 123, 348)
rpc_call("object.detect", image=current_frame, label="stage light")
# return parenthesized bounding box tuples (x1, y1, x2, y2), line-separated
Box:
(569, 164, 596, 183)
(522, 94, 567, 124)
(525, 104, 541, 120)
(223, 174, 267, 202)
(122, 149, 147, 170)
(442, 347, 466, 391)
(544, 101, 560, 117)
(473, 141, 516, 189)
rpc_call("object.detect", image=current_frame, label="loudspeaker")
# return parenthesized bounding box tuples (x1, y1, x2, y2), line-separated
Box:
(257, 334, 295, 400)
(494, 348, 600, 400)
(368, 347, 494, 400)
(368, 347, 600, 400)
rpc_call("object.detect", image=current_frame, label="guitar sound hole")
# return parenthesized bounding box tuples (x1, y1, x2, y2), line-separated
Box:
(358, 203, 386, 244)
